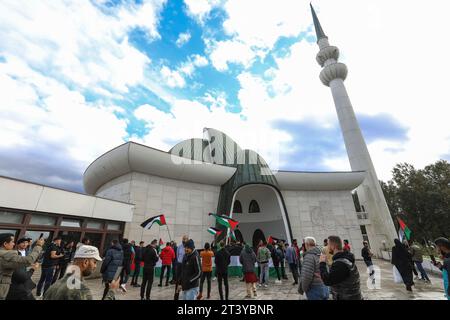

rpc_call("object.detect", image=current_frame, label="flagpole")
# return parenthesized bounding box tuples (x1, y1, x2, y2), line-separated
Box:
(166, 224, 172, 242)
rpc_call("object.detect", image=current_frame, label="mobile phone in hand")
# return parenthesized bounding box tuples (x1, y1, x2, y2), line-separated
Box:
(39, 233, 44, 240)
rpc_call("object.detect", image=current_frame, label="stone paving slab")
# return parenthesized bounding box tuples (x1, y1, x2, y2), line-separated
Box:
(32, 259, 447, 300)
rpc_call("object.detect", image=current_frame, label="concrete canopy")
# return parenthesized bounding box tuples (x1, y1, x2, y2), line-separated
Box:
(83, 142, 237, 195)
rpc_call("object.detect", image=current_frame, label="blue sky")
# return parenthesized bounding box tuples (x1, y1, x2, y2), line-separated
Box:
(0, 0, 449, 192)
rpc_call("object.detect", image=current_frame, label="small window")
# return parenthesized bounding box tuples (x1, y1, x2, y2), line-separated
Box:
(0, 211, 24, 224)
(210, 136, 215, 143)
(86, 220, 103, 230)
(60, 218, 82, 228)
(211, 148, 216, 157)
(107, 222, 122, 231)
(249, 200, 260, 213)
(233, 200, 243, 214)
(29, 214, 56, 226)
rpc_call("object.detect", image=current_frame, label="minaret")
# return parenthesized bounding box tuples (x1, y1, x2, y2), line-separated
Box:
(310, 4, 397, 255)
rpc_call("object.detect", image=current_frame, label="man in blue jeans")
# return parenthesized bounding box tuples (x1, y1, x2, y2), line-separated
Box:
(298, 237, 329, 300)
(285, 243, 299, 285)
(36, 237, 64, 296)
(408, 241, 431, 283)
(180, 239, 201, 300)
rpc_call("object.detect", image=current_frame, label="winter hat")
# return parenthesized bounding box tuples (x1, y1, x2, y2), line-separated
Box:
(185, 239, 195, 250)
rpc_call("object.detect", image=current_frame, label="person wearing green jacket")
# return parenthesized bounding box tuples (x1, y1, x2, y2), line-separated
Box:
(257, 241, 271, 288)
(0, 233, 44, 300)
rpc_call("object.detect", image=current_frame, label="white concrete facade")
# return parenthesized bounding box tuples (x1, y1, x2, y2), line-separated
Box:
(93, 170, 364, 258)
(0, 176, 134, 222)
(95, 172, 220, 247)
(281, 189, 364, 258)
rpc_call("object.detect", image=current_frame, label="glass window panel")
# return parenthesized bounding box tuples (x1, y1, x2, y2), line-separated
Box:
(57, 230, 82, 245)
(106, 222, 121, 231)
(24, 230, 55, 252)
(86, 220, 103, 230)
(29, 214, 56, 226)
(0, 211, 24, 224)
(60, 218, 81, 228)
(83, 233, 103, 251)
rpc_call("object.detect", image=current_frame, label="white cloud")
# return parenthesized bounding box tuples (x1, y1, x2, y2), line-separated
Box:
(184, 0, 222, 24)
(222, 0, 311, 49)
(0, 56, 128, 165)
(160, 65, 186, 88)
(0, 0, 165, 93)
(0, 0, 166, 190)
(208, 39, 257, 71)
(178, 54, 209, 77)
(176, 32, 192, 47)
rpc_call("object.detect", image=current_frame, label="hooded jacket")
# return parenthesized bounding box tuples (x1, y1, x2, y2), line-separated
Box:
(239, 246, 257, 273)
(181, 249, 201, 291)
(101, 244, 123, 281)
(299, 246, 325, 294)
(319, 250, 362, 300)
(160, 246, 176, 266)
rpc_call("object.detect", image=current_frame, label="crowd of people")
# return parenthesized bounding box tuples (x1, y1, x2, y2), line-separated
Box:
(0, 231, 449, 301)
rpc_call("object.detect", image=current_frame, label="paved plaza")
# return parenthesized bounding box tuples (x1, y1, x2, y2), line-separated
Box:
(32, 259, 446, 300)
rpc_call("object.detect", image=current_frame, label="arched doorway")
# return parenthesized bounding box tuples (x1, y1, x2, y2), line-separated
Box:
(234, 229, 244, 243)
(252, 229, 266, 249)
(229, 184, 292, 246)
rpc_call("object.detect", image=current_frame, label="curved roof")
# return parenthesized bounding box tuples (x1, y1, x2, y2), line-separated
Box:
(83, 129, 367, 195)
(274, 170, 366, 191)
(169, 138, 211, 163)
(83, 142, 237, 195)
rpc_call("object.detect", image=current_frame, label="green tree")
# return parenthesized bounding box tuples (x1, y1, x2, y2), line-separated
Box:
(381, 160, 450, 242)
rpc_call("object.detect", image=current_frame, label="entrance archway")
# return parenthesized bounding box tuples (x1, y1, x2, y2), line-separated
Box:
(252, 229, 266, 249)
(230, 184, 292, 246)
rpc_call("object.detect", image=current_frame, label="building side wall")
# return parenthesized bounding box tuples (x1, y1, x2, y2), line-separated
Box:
(95, 172, 220, 246)
(281, 189, 364, 258)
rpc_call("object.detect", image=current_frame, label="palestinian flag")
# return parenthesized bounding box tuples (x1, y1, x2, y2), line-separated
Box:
(207, 227, 223, 237)
(267, 236, 283, 245)
(228, 229, 237, 241)
(397, 217, 412, 240)
(140, 214, 166, 230)
(208, 213, 239, 230)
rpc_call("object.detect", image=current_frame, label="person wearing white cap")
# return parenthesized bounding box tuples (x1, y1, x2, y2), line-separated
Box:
(43, 245, 120, 300)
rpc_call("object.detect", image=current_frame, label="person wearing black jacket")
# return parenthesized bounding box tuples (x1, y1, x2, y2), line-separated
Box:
(215, 241, 231, 300)
(391, 238, 414, 292)
(361, 241, 375, 283)
(52, 241, 74, 283)
(180, 239, 202, 300)
(319, 236, 362, 300)
(36, 237, 64, 297)
(6, 264, 39, 300)
(131, 241, 144, 287)
(269, 244, 282, 283)
(140, 240, 159, 300)
(101, 240, 123, 300)
(119, 238, 133, 292)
